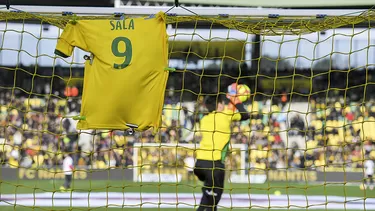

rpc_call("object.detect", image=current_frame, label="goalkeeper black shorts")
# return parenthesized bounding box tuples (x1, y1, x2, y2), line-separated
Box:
(194, 159, 225, 189)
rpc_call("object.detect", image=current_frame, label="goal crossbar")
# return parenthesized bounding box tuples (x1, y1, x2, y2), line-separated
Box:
(0, 5, 368, 17)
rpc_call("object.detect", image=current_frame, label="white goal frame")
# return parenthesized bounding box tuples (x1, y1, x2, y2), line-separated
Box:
(0, 5, 366, 17)
(132, 143, 247, 182)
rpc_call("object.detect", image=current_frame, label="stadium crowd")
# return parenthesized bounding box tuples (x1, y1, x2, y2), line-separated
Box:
(0, 86, 374, 173)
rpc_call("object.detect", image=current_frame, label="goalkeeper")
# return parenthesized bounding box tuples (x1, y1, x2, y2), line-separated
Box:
(194, 85, 250, 211)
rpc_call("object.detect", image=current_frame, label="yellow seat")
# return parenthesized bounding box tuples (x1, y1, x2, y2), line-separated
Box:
(250, 119, 256, 126)
(256, 150, 263, 159)
(360, 105, 366, 115)
(344, 135, 353, 143)
(314, 120, 323, 131)
(263, 126, 270, 136)
(326, 120, 334, 132)
(328, 134, 339, 146)
(370, 151, 375, 159)
(268, 135, 275, 142)
(8, 157, 19, 168)
(344, 106, 351, 115)
(368, 117, 375, 139)
(256, 162, 266, 170)
(261, 148, 268, 158)
(306, 140, 317, 155)
(315, 134, 322, 142)
(327, 134, 334, 145)
(345, 130, 352, 136)
(252, 101, 259, 111)
(361, 121, 375, 140)
(334, 102, 341, 111)
(305, 160, 313, 167)
(262, 107, 268, 115)
(96, 160, 106, 169)
(310, 120, 316, 128)
(306, 140, 317, 150)
(314, 160, 323, 167)
(271, 105, 280, 113)
(247, 104, 252, 112)
(250, 150, 257, 160)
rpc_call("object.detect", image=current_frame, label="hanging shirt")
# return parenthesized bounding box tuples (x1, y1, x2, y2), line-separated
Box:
(55, 12, 169, 132)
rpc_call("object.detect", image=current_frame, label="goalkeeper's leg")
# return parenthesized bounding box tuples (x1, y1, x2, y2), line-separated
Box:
(195, 160, 225, 211)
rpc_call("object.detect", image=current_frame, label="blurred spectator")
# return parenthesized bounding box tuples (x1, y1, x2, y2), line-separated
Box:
(0, 73, 374, 175)
(290, 115, 305, 136)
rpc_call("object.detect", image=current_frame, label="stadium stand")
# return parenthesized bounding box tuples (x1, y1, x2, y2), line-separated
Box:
(1, 74, 374, 174)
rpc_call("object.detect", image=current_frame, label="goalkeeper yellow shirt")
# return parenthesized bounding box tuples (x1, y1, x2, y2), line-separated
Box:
(55, 13, 169, 132)
(196, 109, 241, 162)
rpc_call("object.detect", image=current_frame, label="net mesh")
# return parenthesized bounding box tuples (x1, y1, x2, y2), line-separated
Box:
(0, 8, 375, 210)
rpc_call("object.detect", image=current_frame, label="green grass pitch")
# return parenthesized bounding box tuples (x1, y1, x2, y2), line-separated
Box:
(1, 179, 374, 210)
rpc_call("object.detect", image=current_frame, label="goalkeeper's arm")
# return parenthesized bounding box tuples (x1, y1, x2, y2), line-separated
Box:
(234, 102, 250, 121)
(227, 95, 250, 121)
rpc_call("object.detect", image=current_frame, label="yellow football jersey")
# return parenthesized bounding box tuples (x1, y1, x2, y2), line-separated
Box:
(55, 12, 169, 132)
(196, 109, 242, 162)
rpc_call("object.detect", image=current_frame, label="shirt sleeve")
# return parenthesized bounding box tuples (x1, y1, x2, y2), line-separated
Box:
(55, 22, 87, 58)
(231, 112, 242, 121)
(223, 109, 242, 121)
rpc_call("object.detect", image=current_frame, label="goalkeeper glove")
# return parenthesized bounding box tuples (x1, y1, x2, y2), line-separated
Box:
(227, 83, 238, 96)
(227, 83, 242, 105)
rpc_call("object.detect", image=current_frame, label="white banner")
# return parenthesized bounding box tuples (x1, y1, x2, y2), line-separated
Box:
(228, 174, 267, 184)
(138, 173, 182, 183)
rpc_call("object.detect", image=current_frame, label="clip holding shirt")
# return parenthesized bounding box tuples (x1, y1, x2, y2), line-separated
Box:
(126, 123, 139, 135)
(145, 14, 156, 20)
(73, 115, 86, 120)
(165, 67, 176, 72)
(62, 12, 78, 25)
(165, 0, 198, 16)
(114, 12, 125, 20)
(83, 53, 94, 65)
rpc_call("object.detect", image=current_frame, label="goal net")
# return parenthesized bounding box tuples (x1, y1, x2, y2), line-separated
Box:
(0, 5, 375, 210)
